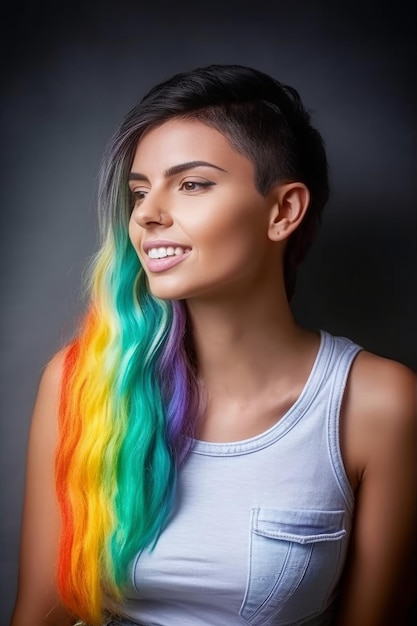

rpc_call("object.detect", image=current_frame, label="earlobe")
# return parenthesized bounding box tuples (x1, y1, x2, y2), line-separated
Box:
(267, 182, 310, 241)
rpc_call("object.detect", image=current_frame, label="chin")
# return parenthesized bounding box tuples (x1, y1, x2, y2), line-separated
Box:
(146, 279, 192, 302)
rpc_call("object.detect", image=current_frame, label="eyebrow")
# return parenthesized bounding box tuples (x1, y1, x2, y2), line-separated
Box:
(128, 160, 227, 182)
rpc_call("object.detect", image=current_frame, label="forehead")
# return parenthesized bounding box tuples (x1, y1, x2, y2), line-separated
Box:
(131, 118, 254, 175)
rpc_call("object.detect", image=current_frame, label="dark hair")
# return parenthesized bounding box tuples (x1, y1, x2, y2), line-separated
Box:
(106, 64, 329, 299)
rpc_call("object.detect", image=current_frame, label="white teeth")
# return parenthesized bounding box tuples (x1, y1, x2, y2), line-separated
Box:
(148, 246, 190, 259)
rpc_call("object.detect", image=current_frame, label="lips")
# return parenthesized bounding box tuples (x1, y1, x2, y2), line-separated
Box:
(142, 240, 192, 273)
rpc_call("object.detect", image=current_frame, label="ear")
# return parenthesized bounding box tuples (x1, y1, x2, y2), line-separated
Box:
(267, 182, 310, 242)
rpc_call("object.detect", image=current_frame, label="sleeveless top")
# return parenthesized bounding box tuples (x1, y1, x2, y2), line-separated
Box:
(117, 330, 362, 626)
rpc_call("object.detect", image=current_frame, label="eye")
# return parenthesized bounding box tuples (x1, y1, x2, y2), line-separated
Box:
(130, 188, 148, 205)
(179, 180, 215, 192)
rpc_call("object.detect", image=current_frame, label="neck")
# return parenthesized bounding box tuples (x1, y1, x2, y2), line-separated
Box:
(185, 280, 310, 398)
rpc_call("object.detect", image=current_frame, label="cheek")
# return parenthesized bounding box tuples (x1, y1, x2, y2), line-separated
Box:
(193, 214, 266, 276)
(199, 205, 264, 249)
(182, 191, 264, 240)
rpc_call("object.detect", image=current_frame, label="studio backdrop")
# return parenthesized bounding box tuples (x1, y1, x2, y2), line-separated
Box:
(1, 0, 415, 621)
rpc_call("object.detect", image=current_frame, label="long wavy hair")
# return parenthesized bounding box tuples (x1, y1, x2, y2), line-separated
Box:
(55, 64, 329, 624)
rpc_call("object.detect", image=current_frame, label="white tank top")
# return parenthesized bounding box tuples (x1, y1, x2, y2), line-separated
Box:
(118, 330, 361, 625)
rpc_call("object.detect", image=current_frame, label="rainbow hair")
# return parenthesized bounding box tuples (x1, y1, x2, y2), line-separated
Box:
(55, 160, 197, 623)
(54, 64, 329, 624)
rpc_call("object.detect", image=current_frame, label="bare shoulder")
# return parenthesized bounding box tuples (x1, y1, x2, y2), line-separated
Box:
(341, 349, 416, 485)
(347, 350, 416, 421)
(26, 344, 72, 471)
(34, 347, 71, 415)
(26, 345, 74, 451)
(41, 346, 70, 388)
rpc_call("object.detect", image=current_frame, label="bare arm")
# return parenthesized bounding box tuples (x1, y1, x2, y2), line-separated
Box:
(336, 352, 417, 626)
(9, 350, 77, 626)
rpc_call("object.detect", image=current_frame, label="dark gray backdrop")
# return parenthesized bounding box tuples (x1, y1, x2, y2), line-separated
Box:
(1, 0, 416, 621)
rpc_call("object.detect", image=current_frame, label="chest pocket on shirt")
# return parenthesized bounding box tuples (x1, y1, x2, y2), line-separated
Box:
(239, 508, 346, 626)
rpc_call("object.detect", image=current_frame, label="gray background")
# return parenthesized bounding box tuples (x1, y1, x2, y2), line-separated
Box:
(1, 0, 416, 621)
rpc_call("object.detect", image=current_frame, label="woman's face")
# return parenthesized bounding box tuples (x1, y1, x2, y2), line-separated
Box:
(128, 118, 281, 302)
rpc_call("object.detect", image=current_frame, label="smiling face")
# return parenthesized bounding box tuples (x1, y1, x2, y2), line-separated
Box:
(128, 118, 284, 302)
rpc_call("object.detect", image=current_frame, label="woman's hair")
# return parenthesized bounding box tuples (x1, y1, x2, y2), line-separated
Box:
(55, 64, 329, 624)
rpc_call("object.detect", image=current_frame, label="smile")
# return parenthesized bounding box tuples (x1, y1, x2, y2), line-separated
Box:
(148, 246, 191, 259)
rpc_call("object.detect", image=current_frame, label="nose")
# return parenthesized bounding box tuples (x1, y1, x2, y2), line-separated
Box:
(130, 191, 173, 229)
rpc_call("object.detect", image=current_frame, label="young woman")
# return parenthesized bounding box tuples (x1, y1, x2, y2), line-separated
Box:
(10, 64, 416, 626)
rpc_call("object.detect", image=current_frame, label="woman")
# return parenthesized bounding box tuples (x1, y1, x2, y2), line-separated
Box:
(10, 64, 416, 626)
